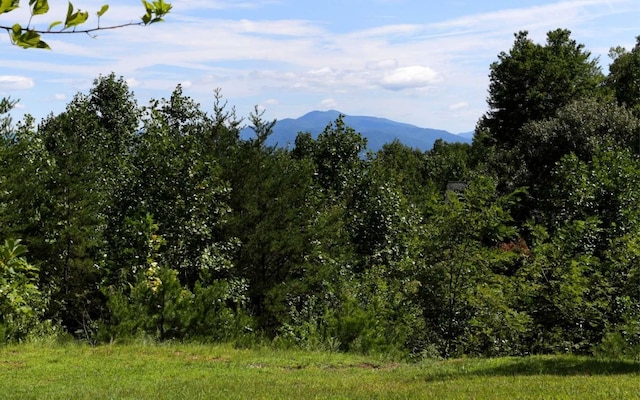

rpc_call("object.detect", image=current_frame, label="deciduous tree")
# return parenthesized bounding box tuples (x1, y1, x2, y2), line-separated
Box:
(606, 36, 640, 116)
(478, 29, 602, 149)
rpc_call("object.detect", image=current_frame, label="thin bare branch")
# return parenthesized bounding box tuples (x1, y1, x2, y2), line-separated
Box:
(1, 21, 145, 35)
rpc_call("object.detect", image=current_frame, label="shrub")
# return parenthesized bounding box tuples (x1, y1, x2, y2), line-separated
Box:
(0, 239, 46, 343)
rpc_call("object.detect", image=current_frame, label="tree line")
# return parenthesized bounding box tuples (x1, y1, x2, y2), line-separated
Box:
(2, 29, 640, 359)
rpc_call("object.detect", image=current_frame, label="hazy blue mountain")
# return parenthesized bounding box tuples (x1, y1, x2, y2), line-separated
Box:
(241, 110, 472, 152)
(458, 131, 475, 140)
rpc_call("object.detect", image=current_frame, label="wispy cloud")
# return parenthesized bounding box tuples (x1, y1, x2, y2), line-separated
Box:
(320, 98, 337, 109)
(2, 0, 638, 133)
(235, 18, 323, 36)
(172, 0, 282, 11)
(449, 101, 469, 110)
(431, 0, 631, 32)
(0, 76, 35, 91)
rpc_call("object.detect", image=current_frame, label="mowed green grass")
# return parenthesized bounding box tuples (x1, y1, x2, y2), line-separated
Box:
(1, 342, 640, 399)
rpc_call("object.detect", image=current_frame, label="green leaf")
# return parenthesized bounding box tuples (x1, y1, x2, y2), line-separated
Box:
(32, 0, 49, 15)
(142, 0, 152, 13)
(0, 0, 19, 14)
(15, 29, 50, 49)
(153, 0, 172, 16)
(97, 4, 108, 17)
(64, 5, 89, 30)
(139, 0, 171, 25)
(36, 38, 50, 49)
(17, 305, 34, 316)
(11, 23, 21, 36)
(66, 1, 73, 23)
(48, 20, 62, 30)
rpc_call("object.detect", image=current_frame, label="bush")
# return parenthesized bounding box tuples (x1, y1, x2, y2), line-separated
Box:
(100, 264, 253, 343)
(593, 297, 640, 360)
(0, 239, 46, 343)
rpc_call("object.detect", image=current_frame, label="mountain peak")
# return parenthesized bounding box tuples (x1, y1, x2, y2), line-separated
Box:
(302, 109, 342, 117)
(298, 110, 344, 125)
(241, 110, 472, 151)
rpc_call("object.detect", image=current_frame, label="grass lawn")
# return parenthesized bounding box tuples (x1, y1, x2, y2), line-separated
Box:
(1, 341, 640, 399)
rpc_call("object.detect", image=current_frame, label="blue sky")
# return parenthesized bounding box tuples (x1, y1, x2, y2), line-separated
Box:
(1, 0, 639, 133)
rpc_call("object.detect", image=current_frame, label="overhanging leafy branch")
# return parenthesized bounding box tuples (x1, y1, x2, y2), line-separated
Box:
(0, 0, 171, 49)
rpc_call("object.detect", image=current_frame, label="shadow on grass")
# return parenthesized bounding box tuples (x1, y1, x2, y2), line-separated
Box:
(423, 356, 640, 381)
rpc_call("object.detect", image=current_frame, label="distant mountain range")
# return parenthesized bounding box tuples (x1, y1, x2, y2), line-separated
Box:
(240, 110, 473, 152)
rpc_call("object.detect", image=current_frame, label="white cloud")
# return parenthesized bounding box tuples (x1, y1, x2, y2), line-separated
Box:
(0, 75, 34, 90)
(172, 0, 280, 11)
(449, 101, 468, 110)
(430, 0, 632, 39)
(256, 98, 279, 114)
(126, 78, 140, 88)
(3, 0, 638, 134)
(380, 66, 440, 91)
(320, 98, 337, 109)
(353, 24, 423, 38)
(366, 59, 398, 70)
(53, 93, 67, 101)
(237, 19, 323, 36)
(308, 67, 335, 77)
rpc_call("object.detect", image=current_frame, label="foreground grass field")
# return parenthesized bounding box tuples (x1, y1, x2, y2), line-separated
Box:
(1, 342, 640, 399)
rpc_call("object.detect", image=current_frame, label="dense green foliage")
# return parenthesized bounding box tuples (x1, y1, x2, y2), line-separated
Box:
(607, 36, 640, 117)
(2, 30, 640, 360)
(0, 239, 44, 341)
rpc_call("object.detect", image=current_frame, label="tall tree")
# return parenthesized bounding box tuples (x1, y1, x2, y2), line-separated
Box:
(477, 29, 602, 149)
(25, 96, 106, 334)
(221, 110, 321, 332)
(606, 36, 640, 116)
(293, 115, 368, 199)
(418, 177, 528, 357)
(373, 140, 430, 203)
(130, 85, 234, 288)
(423, 139, 472, 193)
(0, 97, 17, 138)
(0, 75, 140, 335)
